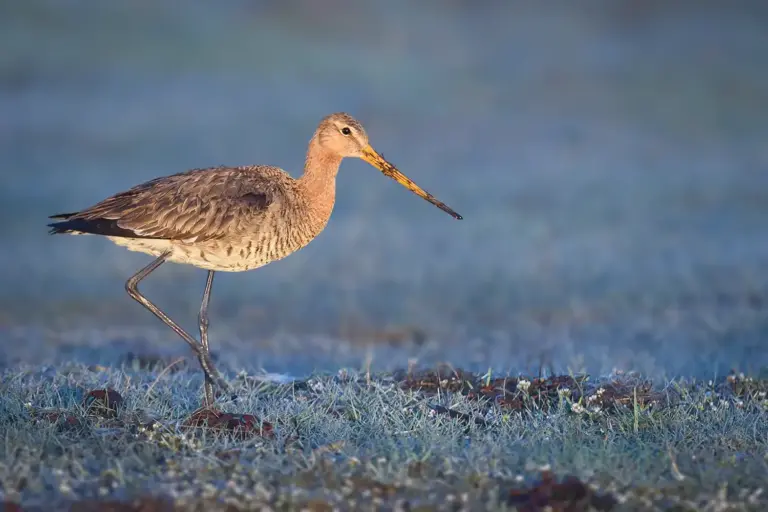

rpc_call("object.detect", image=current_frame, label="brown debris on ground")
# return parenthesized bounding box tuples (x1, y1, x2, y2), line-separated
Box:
(472, 375, 587, 412)
(723, 369, 768, 406)
(583, 374, 667, 411)
(30, 409, 82, 430)
(82, 389, 124, 418)
(398, 363, 476, 395)
(182, 408, 274, 439)
(507, 471, 617, 511)
(27, 390, 275, 443)
(398, 366, 670, 415)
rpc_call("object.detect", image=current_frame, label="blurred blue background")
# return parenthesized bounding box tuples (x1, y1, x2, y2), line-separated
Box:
(1, 0, 767, 378)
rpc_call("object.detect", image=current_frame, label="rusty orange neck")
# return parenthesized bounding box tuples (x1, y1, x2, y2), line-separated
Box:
(297, 136, 343, 227)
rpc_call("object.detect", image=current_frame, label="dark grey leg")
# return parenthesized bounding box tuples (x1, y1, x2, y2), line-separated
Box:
(198, 270, 216, 407)
(125, 254, 229, 404)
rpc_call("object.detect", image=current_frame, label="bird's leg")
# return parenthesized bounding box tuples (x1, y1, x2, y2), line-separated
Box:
(198, 270, 215, 407)
(125, 254, 230, 402)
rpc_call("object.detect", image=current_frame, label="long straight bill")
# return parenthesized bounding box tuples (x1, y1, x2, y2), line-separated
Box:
(361, 145, 462, 220)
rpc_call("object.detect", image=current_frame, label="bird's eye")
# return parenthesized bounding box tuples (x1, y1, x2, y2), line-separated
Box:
(341, 127, 352, 135)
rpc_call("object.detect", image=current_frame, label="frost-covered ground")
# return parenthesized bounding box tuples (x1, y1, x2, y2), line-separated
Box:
(1, 364, 767, 510)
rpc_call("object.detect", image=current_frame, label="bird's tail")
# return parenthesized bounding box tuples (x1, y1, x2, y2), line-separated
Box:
(47, 212, 80, 234)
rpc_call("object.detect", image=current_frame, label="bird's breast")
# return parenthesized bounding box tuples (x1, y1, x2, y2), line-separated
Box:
(195, 210, 326, 271)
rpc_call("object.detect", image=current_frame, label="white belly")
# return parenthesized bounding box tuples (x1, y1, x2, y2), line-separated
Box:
(106, 235, 307, 272)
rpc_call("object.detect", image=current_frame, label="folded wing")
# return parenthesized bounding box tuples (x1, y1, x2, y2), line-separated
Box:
(48, 166, 282, 243)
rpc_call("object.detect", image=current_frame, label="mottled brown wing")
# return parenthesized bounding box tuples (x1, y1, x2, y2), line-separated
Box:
(51, 166, 282, 242)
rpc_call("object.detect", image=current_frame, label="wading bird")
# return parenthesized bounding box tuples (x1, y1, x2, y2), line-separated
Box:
(49, 113, 461, 406)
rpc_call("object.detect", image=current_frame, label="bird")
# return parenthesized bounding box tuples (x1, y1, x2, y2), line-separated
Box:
(48, 112, 462, 407)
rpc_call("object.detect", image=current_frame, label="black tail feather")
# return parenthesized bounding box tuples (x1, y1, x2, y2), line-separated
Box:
(47, 217, 144, 238)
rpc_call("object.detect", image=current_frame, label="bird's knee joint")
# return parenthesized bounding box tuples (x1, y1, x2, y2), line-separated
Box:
(125, 280, 138, 297)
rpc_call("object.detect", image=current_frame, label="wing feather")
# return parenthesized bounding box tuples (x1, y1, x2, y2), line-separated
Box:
(48, 166, 286, 241)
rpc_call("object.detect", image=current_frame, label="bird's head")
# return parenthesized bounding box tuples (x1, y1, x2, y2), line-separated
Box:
(313, 112, 462, 220)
